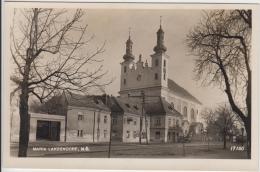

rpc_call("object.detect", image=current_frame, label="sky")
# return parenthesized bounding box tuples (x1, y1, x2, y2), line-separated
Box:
(81, 9, 228, 108)
(9, 8, 228, 108)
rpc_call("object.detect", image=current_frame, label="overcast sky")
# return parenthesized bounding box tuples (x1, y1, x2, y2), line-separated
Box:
(80, 9, 228, 108)
(10, 8, 228, 108)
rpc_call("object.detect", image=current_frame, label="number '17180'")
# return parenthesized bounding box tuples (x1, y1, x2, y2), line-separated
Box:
(230, 146, 245, 151)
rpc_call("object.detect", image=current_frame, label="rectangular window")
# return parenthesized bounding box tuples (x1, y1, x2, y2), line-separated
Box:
(176, 119, 179, 126)
(97, 114, 100, 123)
(133, 131, 137, 138)
(78, 114, 83, 120)
(154, 73, 158, 80)
(164, 59, 166, 67)
(104, 130, 107, 138)
(127, 117, 133, 124)
(124, 66, 127, 73)
(134, 120, 137, 125)
(77, 130, 83, 137)
(112, 118, 117, 125)
(155, 131, 160, 139)
(123, 79, 126, 85)
(156, 118, 161, 125)
(126, 131, 130, 138)
(104, 115, 107, 123)
(163, 73, 166, 80)
(141, 132, 146, 139)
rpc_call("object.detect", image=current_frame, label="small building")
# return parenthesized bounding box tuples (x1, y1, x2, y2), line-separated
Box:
(63, 93, 111, 142)
(10, 110, 65, 142)
(110, 97, 150, 143)
(145, 97, 183, 143)
(30, 113, 66, 142)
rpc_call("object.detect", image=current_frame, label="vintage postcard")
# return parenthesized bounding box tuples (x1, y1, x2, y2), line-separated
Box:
(2, 2, 260, 171)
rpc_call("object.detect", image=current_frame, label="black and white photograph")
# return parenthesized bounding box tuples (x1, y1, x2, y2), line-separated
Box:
(2, 2, 260, 171)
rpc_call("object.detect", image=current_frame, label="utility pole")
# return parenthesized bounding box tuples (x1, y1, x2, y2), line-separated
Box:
(182, 135, 186, 156)
(128, 91, 159, 145)
(128, 91, 147, 144)
(142, 91, 148, 145)
(108, 96, 112, 158)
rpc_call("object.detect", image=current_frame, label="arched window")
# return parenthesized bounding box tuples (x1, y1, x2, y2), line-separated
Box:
(191, 108, 195, 122)
(155, 59, 159, 66)
(183, 106, 187, 117)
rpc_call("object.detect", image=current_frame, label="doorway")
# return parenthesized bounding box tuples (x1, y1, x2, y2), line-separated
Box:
(36, 120, 61, 141)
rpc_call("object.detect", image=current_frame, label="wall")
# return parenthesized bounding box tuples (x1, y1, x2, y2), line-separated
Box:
(120, 53, 169, 96)
(162, 88, 202, 124)
(150, 115, 166, 142)
(120, 112, 150, 143)
(111, 113, 123, 141)
(122, 113, 141, 143)
(29, 113, 66, 142)
(10, 110, 66, 142)
(66, 106, 111, 142)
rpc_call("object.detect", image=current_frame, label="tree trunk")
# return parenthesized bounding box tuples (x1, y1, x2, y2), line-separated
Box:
(18, 85, 30, 157)
(223, 131, 227, 149)
(245, 119, 251, 159)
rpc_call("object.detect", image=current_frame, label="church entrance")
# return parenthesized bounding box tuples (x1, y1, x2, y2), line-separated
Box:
(36, 120, 61, 141)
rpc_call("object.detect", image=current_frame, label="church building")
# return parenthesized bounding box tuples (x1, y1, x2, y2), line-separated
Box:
(119, 21, 203, 139)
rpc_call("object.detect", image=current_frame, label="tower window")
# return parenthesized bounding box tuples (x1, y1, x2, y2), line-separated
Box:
(164, 59, 166, 67)
(123, 79, 126, 85)
(154, 73, 158, 80)
(124, 66, 127, 73)
(163, 73, 166, 80)
(155, 59, 159, 66)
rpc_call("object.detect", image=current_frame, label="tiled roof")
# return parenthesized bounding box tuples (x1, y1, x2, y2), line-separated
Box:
(145, 97, 182, 117)
(111, 97, 142, 115)
(168, 79, 202, 105)
(112, 96, 182, 117)
(64, 93, 110, 112)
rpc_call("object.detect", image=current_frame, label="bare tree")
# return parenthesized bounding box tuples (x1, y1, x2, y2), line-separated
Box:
(187, 10, 251, 158)
(10, 8, 110, 157)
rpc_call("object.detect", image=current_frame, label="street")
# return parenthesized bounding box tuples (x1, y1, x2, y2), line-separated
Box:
(10, 141, 247, 159)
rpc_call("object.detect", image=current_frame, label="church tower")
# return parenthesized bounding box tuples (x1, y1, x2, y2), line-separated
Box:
(151, 17, 169, 88)
(120, 29, 135, 90)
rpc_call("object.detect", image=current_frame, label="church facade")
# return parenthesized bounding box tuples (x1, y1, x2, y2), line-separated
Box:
(119, 23, 203, 138)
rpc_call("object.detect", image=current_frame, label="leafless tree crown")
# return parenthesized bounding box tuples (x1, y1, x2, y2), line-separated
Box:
(10, 8, 110, 102)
